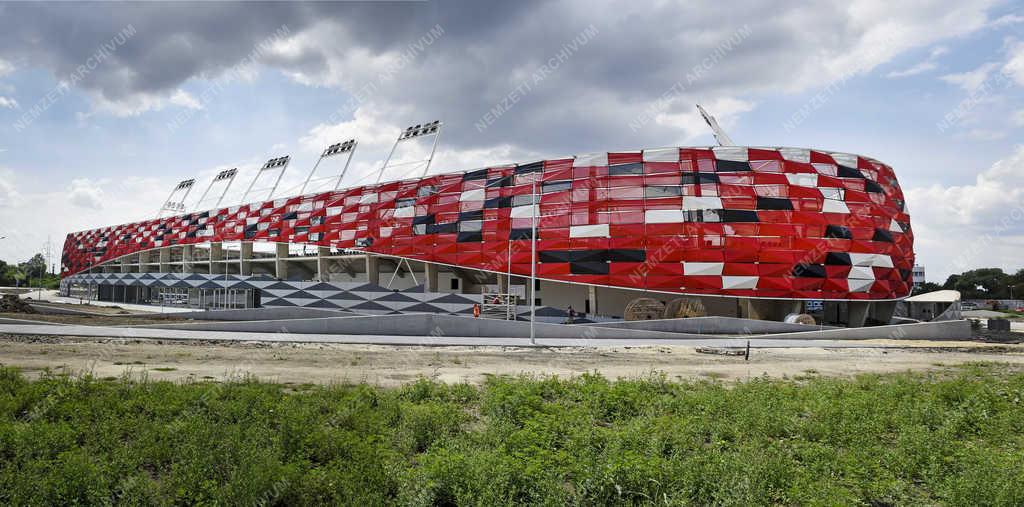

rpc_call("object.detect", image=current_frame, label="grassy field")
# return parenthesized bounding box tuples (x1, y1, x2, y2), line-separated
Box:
(1, 365, 1023, 506)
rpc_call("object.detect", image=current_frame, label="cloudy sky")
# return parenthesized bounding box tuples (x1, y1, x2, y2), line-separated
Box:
(0, 0, 1022, 282)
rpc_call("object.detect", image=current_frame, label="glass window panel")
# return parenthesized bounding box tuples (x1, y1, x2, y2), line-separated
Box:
(644, 185, 682, 198)
(542, 180, 571, 193)
(459, 221, 483, 232)
(608, 162, 643, 176)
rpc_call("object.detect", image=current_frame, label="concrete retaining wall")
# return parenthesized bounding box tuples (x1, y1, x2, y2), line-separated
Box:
(585, 316, 837, 335)
(135, 314, 972, 342)
(746, 319, 972, 341)
(171, 307, 354, 321)
(135, 313, 708, 340)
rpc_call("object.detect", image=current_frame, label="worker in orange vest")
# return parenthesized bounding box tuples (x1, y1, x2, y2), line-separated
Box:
(473, 303, 481, 318)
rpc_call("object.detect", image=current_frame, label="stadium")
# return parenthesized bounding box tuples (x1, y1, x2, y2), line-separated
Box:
(60, 119, 914, 328)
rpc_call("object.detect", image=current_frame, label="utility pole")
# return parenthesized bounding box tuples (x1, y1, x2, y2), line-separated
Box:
(529, 177, 537, 346)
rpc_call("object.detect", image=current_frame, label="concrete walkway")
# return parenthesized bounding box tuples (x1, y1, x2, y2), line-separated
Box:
(0, 322, 993, 349)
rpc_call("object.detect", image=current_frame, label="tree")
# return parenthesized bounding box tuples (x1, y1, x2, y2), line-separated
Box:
(19, 254, 46, 279)
(911, 282, 942, 296)
(943, 268, 1012, 299)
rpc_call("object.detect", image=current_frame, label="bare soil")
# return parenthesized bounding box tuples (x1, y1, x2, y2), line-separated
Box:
(2, 333, 1023, 387)
(0, 299, 187, 326)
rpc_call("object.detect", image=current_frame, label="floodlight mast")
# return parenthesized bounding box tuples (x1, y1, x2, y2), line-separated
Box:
(194, 168, 239, 211)
(376, 120, 443, 183)
(299, 139, 358, 196)
(240, 156, 291, 205)
(156, 178, 196, 218)
(696, 104, 735, 146)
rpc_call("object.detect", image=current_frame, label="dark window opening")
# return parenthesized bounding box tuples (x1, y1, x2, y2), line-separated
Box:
(608, 162, 643, 176)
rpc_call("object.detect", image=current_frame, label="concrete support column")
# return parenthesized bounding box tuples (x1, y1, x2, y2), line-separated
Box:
(365, 254, 380, 286)
(210, 242, 224, 275)
(275, 243, 289, 280)
(870, 301, 898, 325)
(182, 245, 194, 274)
(240, 242, 253, 276)
(497, 272, 509, 293)
(138, 250, 150, 273)
(847, 301, 870, 328)
(158, 247, 170, 273)
(588, 285, 598, 317)
(317, 247, 329, 282)
(425, 262, 439, 292)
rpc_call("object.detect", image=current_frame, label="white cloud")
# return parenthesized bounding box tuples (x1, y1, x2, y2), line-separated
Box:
(295, 107, 539, 193)
(0, 169, 22, 208)
(0, 58, 12, 77)
(0, 96, 18, 109)
(906, 145, 1024, 280)
(90, 88, 203, 117)
(961, 128, 1007, 141)
(990, 13, 1024, 28)
(887, 61, 938, 78)
(1012, 109, 1024, 127)
(0, 173, 171, 265)
(941, 62, 1001, 91)
(1002, 39, 1024, 86)
(886, 45, 947, 78)
(67, 178, 106, 209)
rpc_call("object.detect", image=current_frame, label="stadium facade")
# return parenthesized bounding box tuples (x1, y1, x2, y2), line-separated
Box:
(61, 145, 913, 326)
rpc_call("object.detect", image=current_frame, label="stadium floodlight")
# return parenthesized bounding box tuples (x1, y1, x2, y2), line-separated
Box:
(156, 178, 196, 218)
(298, 139, 358, 196)
(193, 168, 239, 211)
(240, 155, 291, 205)
(376, 120, 443, 183)
(696, 104, 735, 146)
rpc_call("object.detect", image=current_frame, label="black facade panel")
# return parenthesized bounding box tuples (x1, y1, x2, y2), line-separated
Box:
(837, 165, 865, 178)
(756, 197, 794, 210)
(426, 223, 457, 234)
(825, 225, 853, 240)
(515, 161, 543, 174)
(825, 252, 852, 265)
(720, 209, 759, 222)
(413, 214, 435, 225)
(873, 228, 894, 242)
(715, 159, 751, 172)
(458, 210, 484, 222)
(570, 262, 609, 275)
(792, 263, 827, 278)
(607, 249, 646, 262)
(509, 228, 533, 240)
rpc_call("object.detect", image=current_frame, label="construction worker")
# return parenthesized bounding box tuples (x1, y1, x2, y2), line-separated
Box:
(473, 303, 481, 318)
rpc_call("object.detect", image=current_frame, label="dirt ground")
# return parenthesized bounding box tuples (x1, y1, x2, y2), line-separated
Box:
(2, 333, 1023, 387)
(0, 311, 183, 326)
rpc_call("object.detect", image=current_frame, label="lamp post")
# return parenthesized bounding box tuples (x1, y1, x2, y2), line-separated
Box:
(529, 177, 537, 346)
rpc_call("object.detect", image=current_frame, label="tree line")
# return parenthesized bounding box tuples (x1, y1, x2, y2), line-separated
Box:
(914, 267, 1024, 300)
(0, 254, 57, 288)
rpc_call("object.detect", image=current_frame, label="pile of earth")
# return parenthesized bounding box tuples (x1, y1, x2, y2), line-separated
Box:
(0, 294, 37, 314)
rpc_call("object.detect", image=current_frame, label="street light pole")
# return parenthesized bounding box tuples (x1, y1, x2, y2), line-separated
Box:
(529, 177, 537, 346)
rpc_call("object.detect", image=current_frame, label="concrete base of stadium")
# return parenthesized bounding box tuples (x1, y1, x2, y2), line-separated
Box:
(62, 244, 905, 328)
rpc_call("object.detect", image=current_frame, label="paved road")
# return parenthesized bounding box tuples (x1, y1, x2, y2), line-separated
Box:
(0, 322, 994, 349)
